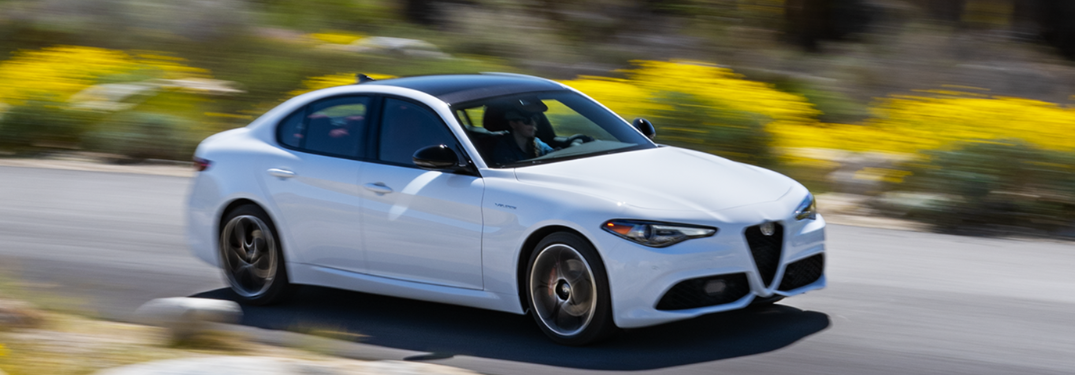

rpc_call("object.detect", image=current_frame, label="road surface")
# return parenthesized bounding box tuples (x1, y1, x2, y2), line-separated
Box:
(1, 165, 1073, 374)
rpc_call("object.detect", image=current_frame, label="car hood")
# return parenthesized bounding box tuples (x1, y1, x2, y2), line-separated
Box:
(513, 147, 795, 212)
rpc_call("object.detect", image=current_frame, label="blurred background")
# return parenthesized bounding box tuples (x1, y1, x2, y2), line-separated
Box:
(0, 0, 1073, 235)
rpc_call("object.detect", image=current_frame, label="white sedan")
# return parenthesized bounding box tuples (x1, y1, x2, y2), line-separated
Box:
(186, 73, 826, 345)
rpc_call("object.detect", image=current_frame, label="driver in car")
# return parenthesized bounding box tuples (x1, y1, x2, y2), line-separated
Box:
(491, 109, 555, 165)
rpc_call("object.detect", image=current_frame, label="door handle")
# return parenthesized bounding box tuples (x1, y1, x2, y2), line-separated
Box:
(363, 182, 393, 194)
(267, 168, 296, 179)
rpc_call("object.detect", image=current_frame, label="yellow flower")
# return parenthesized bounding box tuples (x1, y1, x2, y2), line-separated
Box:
(559, 60, 818, 125)
(308, 31, 365, 45)
(0, 342, 8, 356)
(0, 45, 209, 107)
(770, 91, 1075, 154)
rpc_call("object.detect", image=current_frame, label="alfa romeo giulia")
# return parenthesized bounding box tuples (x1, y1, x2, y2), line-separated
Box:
(186, 73, 826, 345)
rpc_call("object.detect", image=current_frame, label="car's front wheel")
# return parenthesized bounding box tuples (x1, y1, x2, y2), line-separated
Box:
(219, 204, 291, 305)
(527, 232, 617, 345)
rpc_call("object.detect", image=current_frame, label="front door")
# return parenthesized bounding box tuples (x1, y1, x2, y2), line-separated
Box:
(361, 97, 485, 289)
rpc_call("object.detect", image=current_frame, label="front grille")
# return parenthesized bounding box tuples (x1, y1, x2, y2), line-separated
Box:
(745, 223, 784, 287)
(778, 253, 824, 291)
(656, 273, 750, 311)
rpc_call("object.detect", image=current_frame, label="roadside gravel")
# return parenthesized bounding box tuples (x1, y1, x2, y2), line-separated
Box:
(96, 357, 480, 375)
(0, 300, 480, 375)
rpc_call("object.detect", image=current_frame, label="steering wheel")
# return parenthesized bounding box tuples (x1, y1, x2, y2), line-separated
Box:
(565, 134, 595, 147)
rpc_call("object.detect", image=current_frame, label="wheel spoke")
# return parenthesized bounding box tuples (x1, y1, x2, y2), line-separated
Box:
(235, 264, 253, 288)
(232, 225, 251, 260)
(571, 278, 592, 305)
(227, 242, 245, 261)
(564, 259, 586, 283)
(224, 244, 241, 263)
(251, 263, 272, 279)
(555, 301, 577, 329)
(248, 236, 266, 261)
(537, 291, 557, 316)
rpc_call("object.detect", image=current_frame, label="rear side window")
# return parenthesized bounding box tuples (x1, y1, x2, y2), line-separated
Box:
(378, 98, 459, 166)
(277, 110, 306, 148)
(276, 96, 370, 158)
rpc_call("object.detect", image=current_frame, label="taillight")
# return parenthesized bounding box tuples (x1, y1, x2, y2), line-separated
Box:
(193, 157, 211, 171)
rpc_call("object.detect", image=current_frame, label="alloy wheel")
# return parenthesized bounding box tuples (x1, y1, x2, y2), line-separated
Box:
(220, 214, 278, 298)
(529, 244, 598, 337)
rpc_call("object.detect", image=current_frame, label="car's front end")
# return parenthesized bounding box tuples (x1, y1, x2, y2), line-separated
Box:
(505, 146, 826, 328)
(596, 186, 825, 328)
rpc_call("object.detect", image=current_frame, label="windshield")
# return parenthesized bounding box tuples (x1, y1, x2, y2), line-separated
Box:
(454, 90, 655, 168)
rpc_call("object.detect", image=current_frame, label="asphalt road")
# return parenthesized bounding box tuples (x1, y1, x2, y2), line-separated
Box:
(1, 165, 1073, 374)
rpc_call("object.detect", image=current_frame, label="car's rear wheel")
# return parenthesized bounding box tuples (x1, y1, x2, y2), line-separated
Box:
(219, 204, 290, 305)
(527, 232, 617, 345)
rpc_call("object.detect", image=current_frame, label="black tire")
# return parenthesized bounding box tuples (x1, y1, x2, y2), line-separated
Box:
(219, 204, 291, 305)
(526, 232, 617, 345)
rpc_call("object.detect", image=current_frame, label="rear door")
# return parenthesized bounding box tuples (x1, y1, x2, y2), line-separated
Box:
(259, 95, 372, 273)
(360, 97, 486, 290)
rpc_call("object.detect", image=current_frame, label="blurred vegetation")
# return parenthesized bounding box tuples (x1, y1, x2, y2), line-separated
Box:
(885, 140, 1075, 233)
(0, 0, 1072, 234)
(561, 60, 818, 168)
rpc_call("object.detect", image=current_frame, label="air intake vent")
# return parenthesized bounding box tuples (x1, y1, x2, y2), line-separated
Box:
(656, 273, 750, 311)
(745, 223, 784, 287)
(778, 253, 824, 291)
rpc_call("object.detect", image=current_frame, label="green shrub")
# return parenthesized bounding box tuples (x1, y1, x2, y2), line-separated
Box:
(650, 92, 777, 168)
(0, 101, 101, 154)
(82, 111, 196, 162)
(771, 78, 869, 124)
(892, 139, 1075, 232)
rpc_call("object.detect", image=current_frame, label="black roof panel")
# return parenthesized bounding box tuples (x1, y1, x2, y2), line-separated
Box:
(363, 74, 566, 104)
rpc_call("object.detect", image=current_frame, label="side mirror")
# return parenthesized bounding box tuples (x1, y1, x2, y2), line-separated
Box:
(413, 145, 460, 170)
(633, 118, 656, 139)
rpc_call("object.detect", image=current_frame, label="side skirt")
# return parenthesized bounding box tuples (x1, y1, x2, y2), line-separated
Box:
(288, 263, 525, 315)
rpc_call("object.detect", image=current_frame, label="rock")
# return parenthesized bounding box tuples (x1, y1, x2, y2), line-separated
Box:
(335, 36, 452, 59)
(873, 191, 954, 214)
(783, 148, 917, 195)
(134, 298, 241, 341)
(0, 299, 44, 329)
(827, 151, 915, 195)
(815, 193, 872, 216)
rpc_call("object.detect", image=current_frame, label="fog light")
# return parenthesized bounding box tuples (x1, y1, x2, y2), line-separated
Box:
(704, 280, 727, 295)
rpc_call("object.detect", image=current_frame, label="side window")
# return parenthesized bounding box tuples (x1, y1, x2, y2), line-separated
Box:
(378, 98, 459, 166)
(308, 97, 371, 157)
(276, 96, 370, 158)
(277, 110, 306, 148)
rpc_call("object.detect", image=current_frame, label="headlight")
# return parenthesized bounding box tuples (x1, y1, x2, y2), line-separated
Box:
(602, 219, 717, 248)
(795, 193, 817, 220)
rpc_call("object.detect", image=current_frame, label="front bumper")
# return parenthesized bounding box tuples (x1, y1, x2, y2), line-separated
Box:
(601, 202, 826, 329)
